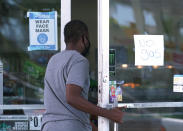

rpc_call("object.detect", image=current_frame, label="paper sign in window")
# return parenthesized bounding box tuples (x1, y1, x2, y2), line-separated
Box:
(27, 11, 58, 51)
(134, 35, 164, 66)
(173, 75, 183, 93)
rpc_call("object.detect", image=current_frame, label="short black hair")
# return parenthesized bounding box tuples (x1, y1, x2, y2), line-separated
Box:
(64, 20, 88, 44)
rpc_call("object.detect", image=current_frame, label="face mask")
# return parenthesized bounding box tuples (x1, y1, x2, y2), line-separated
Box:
(81, 35, 91, 57)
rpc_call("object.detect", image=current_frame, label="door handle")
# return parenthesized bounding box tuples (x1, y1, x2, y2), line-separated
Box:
(113, 98, 118, 131)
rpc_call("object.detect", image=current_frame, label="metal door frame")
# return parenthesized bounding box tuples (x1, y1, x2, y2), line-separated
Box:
(98, 0, 110, 130)
(61, 0, 71, 51)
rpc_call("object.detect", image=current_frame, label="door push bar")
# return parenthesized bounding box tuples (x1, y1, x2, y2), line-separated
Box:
(106, 101, 183, 131)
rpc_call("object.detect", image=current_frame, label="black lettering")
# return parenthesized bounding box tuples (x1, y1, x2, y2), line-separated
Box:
(45, 29, 49, 32)
(35, 29, 39, 32)
(35, 29, 49, 32)
(42, 20, 49, 23)
(34, 117, 38, 127)
(36, 24, 49, 28)
(35, 20, 40, 24)
(42, 20, 46, 23)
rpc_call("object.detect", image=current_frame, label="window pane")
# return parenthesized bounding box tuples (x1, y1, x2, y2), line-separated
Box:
(109, 107, 183, 130)
(0, 0, 60, 104)
(109, 0, 183, 103)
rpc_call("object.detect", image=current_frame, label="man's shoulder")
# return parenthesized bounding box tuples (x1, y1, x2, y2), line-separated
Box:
(72, 51, 88, 63)
(49, 50, 88, 65)
(61, 50, 88, 64)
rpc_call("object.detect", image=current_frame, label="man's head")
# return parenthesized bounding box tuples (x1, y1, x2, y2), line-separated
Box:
(64, 20, 90, 56)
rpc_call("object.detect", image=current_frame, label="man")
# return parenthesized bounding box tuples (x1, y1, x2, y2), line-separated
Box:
(42, 20, 124, 131)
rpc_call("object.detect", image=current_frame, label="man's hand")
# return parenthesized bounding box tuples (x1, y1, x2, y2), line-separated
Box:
(106, 107, 126, 124)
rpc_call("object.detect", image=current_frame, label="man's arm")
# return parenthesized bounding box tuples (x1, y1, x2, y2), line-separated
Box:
(66, 84, 124, 123)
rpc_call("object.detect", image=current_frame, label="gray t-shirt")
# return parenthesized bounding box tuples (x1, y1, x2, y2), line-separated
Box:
(42, 50, 91, 130)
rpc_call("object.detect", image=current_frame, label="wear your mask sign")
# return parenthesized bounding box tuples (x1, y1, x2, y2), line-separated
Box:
(27, 11, 58, 51)
(134, 35, 164, 66)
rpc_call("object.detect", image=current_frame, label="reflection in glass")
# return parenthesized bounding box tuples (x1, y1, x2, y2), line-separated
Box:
(110, 107, 183, 131)
(110, 0, 183, 103)
(0, 0, 60, 104)
(109, 1, 183, 130)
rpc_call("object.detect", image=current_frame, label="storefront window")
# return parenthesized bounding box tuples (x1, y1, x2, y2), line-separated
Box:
(109, 0, 183, 103)
(0, 0, 60, 105)
(109, 0, 183, 130)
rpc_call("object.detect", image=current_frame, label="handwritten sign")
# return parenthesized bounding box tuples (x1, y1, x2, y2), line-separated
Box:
(134, 35, 164, 66)
(27, 11, 58, 51)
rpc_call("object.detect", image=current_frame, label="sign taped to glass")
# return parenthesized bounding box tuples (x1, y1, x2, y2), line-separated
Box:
(27, 11, 58, 51)
(134, 35, 164, 66)
(173, 74, 183, 93)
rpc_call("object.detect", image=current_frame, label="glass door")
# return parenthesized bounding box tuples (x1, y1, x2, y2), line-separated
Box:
(108, 0, 183, 130)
